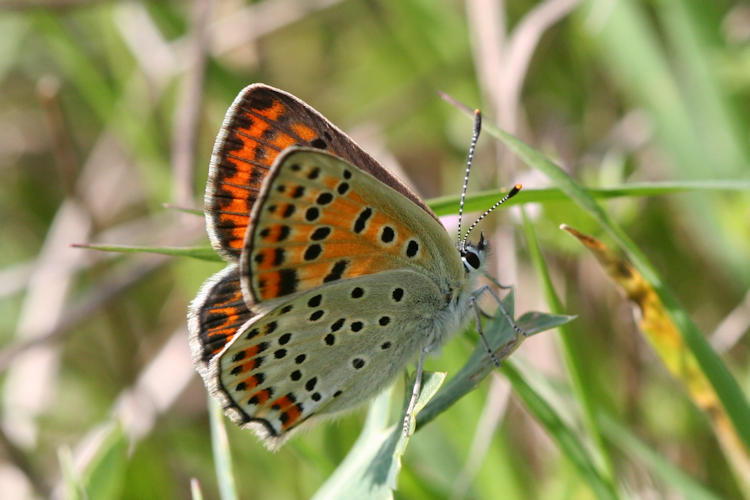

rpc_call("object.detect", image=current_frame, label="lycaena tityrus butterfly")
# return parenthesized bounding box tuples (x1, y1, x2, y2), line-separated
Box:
(188, 84, 522, 449)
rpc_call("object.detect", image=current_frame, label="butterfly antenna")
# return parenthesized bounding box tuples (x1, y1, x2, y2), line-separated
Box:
(462, 184, 522, 247)
(457, 109, 482, 250)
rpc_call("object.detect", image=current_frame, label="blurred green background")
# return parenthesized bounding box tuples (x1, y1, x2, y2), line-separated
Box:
(1, 0, 749, 498)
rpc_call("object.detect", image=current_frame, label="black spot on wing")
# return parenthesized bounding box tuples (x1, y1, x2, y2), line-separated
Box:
(307, 294, 322, 307)
(380, 226, 395, 243)
(311, 226, 331, 241)
(311, 138, 327, 149)
(278, 269, 298, 295)
(353, 207, 372, 233)
(304, 244, 322, 261)
(324, 260, 348, 283)
(406, 239, 419, 258)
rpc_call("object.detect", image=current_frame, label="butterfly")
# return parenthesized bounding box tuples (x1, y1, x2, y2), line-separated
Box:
(188, 84, 521, 449)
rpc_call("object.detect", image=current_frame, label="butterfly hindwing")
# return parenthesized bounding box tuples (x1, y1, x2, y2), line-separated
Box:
(207, 269, 445, 449)
(240, 148, 461, 305)
(206, 84, 434, 260)
(188, 264, 255, 379)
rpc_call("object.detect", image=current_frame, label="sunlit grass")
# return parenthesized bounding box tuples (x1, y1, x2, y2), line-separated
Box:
(1, 1, 749, 499)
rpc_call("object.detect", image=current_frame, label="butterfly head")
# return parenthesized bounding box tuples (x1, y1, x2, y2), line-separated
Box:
(460, 232, 487, 273)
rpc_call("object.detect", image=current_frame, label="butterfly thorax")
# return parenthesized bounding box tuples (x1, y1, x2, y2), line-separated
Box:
(424, 237, 487, 351)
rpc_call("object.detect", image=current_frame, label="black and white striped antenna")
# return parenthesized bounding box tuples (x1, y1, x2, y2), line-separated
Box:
(461, 184, 522, 248)
(455, 109, 522, 248)
(456, 109, 482, 250)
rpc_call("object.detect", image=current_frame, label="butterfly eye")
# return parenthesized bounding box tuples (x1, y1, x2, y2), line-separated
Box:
(461, 248, 481, 272)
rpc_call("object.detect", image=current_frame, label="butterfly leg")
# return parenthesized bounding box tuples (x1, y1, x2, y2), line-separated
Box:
(403, 346, 429, 437)
(471, 294, 500, 367)
(481, 270, 515, 291)
(472, 284, 528, 338)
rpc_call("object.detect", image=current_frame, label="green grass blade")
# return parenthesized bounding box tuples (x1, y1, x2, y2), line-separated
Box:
(314, 301, 572, 499)
(190, 478, 205, 500)
(34, 11, 169, 198)
(427, 180, 750, 216)
(417, 293, 574, 430)
(517, 363, 724, 500)
(311, 385, 394, 500)
(520, 207, 616, 489)
(598, 412, 722, 500)
(79, 424, 128, 500)
(578, 0, 705, 178)
(72, 243, 222, 262)
(209, 397, 239, 500)
(58, 446, 81, 500)
(480, 118, 750, 454)
(312, 374, 445, 500)
(659, 2, 750, 177)
(57, 424, 128, 500)
(579, 0, 750, 282)
(503, 362, 618, 500)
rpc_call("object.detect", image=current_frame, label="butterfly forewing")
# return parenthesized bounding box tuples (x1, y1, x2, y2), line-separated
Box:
(209, 270, 445, 448)
(206, 84, 435, 260)
(240, 149, 461, 305)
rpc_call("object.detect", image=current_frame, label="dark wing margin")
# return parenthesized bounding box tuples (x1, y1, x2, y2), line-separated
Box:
(204, 84, 437, 261)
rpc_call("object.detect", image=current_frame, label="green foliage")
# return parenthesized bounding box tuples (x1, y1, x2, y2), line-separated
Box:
(59, 424, 128, 499)
(2, 1, 750, 499)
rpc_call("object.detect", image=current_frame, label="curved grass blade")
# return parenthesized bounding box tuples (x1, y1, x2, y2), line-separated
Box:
(562, 225, 750, 487)
(58, 423, 128, 500)
(470, 112, 750, 454)
(503, 362, 618, 500)
(190, 478, 205, 500)
(72, 243, 222, 262)
(312, 372, 445, 500)
(428, 180, 750, 217)
(314, 300, 571, 499)
(209, 397, 239, 500)
(415, 296, 614, 498)
(598, 413, 723, 500)
(521, 209, 617, 487)
(417, 293, 573, 429)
